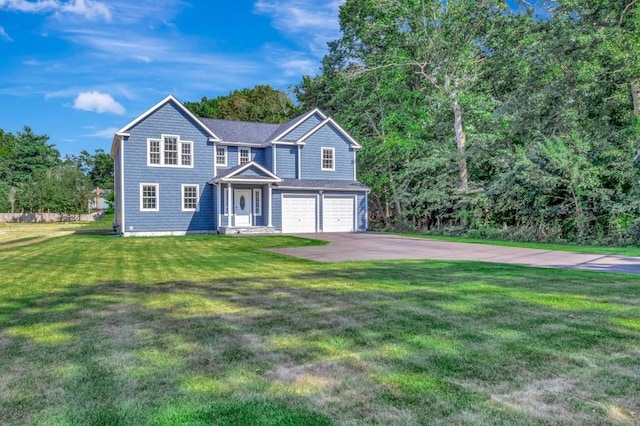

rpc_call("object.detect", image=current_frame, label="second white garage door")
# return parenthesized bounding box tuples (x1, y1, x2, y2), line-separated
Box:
(323, 197, 355, 232)
(282, 195, 317, 233)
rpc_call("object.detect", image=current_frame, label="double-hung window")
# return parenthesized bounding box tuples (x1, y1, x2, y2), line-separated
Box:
(147, 135, 193, 167)
(182, 184, 199, 211)
(149, 140, 161, 165)
(216, 146, 227, 166)
(239, 148, 250, 165)
(140, 184, 159, 211)
(321, 147, 335, 171)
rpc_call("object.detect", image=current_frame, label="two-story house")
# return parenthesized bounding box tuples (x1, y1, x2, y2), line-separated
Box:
(110, 95, 369, 236)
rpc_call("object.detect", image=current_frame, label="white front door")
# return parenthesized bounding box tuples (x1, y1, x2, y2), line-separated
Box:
(234, 189, 252, 226)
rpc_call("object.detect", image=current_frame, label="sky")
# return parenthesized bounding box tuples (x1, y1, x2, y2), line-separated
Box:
(0, 0, 344, 157)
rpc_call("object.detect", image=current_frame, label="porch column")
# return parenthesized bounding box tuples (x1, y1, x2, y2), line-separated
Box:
(227, 182, 232, 227)
(216, 183, 221, 229)
(267, 183, 273, 227)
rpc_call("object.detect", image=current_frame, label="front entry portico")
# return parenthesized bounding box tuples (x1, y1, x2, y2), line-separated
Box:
(212, 161, 281, 234)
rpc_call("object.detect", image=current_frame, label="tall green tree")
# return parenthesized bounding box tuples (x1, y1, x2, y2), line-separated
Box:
(184, 85, 300, 123)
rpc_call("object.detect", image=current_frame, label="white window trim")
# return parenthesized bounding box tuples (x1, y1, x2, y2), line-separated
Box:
(321, 147, 335, 171)
(181, 184, 200, 212)
(253, 188, 262, 216)
(140, 183, 159, 212)
(147, 134, 194, 168)
(238, 147, 251, 165)
(216, 146, 227, 167)
(147, 139, 161, 165)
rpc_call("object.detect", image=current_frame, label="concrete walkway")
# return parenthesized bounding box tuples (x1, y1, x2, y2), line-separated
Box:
(271, 233, 640, 274)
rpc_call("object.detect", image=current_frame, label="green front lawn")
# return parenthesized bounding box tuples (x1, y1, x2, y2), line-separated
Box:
(397, 232, 640, 257)
(0, 234, 638, 425)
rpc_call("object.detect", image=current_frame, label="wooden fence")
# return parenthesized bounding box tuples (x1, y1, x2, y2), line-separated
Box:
(0, 212, 103, 223)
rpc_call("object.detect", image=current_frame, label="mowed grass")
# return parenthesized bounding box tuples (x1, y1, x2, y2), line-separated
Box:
(398, 233, 640, 257)
(0, 233, 639, 425)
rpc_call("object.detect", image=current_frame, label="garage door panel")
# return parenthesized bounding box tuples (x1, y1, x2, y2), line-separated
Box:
(323, 197, 354, 232)
(282, 195, 317, 233)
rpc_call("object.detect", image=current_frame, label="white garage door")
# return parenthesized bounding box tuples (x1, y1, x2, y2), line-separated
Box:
(282, 195, 317, 233)
(323, 197, 355, 232)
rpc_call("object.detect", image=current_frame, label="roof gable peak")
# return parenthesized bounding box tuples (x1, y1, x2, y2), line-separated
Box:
(116, 94, 221, 141)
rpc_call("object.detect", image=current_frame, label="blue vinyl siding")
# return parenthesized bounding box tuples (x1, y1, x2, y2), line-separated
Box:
(358, 193, 367, 230)
(281, 113, 323, 141)
(221, 146, 262, 170)
(275, 145, 297, 178)
(265, 146, 273, 171)
(271, 190, 282, 230)
(300, 124, 355, 180)
(224, 146, 239, 169)
(252, 148, 266, 168)
(122, 101, 215, 233)
(236, 168, 270, 178)
(114, 148, 123, 229)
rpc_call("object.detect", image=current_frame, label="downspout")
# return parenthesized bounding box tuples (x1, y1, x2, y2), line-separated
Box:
(268, 183, 273, 227)
(297, 144, 302, 179)
(227, 182, 232, 227)
(216, 183, 221, 231)
(273, 144, 277, 174)
(120, 136, 126, 235)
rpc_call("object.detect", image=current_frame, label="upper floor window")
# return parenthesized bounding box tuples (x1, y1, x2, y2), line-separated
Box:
(147, 135, 193, 167)
(239, 148, 250, 165)
(216, 146, 227, 166)
(321, 147, 335, 171)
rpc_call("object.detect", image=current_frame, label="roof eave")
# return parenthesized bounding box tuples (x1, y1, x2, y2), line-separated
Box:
(117, 94, 222, 141)
(211, 177, 283, 184)
(269, 108, 327, 143)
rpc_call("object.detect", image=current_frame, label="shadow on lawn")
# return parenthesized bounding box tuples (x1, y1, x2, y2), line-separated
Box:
(0, 263, 638, 425)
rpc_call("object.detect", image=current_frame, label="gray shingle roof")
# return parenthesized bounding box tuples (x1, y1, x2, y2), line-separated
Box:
(198, 109, 327, 145)
(199, 118, 280, 145)
(267, 110, 315, 141)
(276, 179, 369, 191)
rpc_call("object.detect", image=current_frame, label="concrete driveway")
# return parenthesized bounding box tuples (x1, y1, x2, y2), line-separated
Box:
(271, 233, 640, 274)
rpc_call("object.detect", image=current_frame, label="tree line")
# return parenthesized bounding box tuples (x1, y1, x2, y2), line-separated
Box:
(0, 127, 113, 214)
(289, 0, 640, 245)
(185, 2, 640, 245)
(5, 0, 639, 245)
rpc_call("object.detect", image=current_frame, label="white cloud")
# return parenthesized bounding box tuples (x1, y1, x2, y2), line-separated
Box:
(0, 25, 12, 41)
(59, 0, 111, 21)
(0, 0, 111, 21)
(254, 0, 343, 57)
(85, 126, 119, 138)
(73, 91, 125, 114)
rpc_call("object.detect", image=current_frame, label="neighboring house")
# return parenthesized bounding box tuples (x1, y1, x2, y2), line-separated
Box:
(88, 188, 111, 212)
(110, 95, 369, 236)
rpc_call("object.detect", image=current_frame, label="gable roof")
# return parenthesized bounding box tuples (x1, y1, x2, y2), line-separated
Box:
(117, 95, 220, 140)
(211, 161, 282, 184)
(110, 95, 361, 156)
(199, 118, 279, 145)
(268, 108, 327, 142)
(298, 117, 362, 149)
(110, 95, 220, 157)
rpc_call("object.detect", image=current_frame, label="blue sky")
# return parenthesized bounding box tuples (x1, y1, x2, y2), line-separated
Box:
(0, 0, 343, 157)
